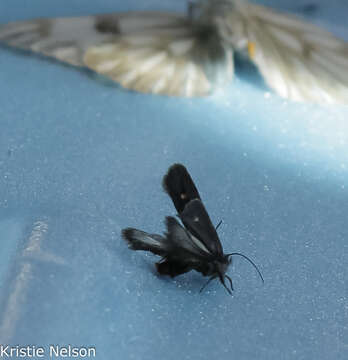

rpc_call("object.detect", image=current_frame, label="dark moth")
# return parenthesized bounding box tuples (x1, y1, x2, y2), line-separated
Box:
(122, 163, 263, 294)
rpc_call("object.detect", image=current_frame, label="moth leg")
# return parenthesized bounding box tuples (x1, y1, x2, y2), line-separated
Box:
(200, 275, 217, 293)
(225, 274, 234, 292)
(220, 278, 233, 296)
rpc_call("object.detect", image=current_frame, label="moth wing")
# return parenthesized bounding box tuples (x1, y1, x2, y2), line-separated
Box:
(162, 163, 201, 214)
(122, 218, 212, 277)
(122, 217, 212, 259)
(84, 18, 233, 96)
(238, 2, 348, 103)
(180, 199, 223, 256)
(0, 12, 234, 96)
(122, 228, 168, 256)
(158, 217, 213, 277)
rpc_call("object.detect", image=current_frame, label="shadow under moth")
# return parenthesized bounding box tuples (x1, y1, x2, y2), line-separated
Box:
(122, 163, 264, 295)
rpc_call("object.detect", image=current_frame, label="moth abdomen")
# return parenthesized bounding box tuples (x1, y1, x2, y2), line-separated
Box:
(156, 259, 191, 278)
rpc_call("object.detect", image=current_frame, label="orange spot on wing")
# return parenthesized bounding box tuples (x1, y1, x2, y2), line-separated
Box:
(248, 42, 256, 59)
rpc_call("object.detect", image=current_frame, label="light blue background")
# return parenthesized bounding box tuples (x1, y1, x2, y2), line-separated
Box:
(0, 1, 347, 359)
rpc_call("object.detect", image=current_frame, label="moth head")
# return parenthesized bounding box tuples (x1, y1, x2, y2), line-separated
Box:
(200, 257, 234, 295)
(215, 256, 231, 275)
(201, 253, 264, 295)
(199, 256, 234, 295)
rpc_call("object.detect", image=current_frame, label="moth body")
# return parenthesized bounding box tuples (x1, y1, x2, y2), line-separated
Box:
(122, 164, 263, 295)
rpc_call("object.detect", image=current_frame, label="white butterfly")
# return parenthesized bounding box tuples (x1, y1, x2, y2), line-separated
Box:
(1, 0, 348, 103)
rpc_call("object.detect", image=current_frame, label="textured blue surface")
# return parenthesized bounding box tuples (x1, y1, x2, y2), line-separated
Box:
(0, 1, 348, 359)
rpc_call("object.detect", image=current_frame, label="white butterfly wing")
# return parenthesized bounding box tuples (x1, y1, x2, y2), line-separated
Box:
(231, 1, 348, 104)
(0, 12, 234, 97)
(0, 15, 109, 66)
(0, 12, 188, 65)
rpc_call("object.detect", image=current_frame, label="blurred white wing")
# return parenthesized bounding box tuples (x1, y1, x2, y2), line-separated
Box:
(0, 15, 108, 66)
(0, 12, 233, 97)
(227, 0, 348, 104)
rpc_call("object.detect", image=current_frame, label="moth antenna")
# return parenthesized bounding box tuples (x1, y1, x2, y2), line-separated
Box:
(215, 220, 223, 231)
(227, 252, 264, 284)
(199, 276, 217, 293)
(225, 275, 234, 292)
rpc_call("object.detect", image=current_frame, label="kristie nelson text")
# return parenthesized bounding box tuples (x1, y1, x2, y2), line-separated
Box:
(0, 345, 96, 358)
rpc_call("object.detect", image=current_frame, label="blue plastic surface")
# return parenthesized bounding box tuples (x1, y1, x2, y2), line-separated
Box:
(0, 1, 348, 359)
